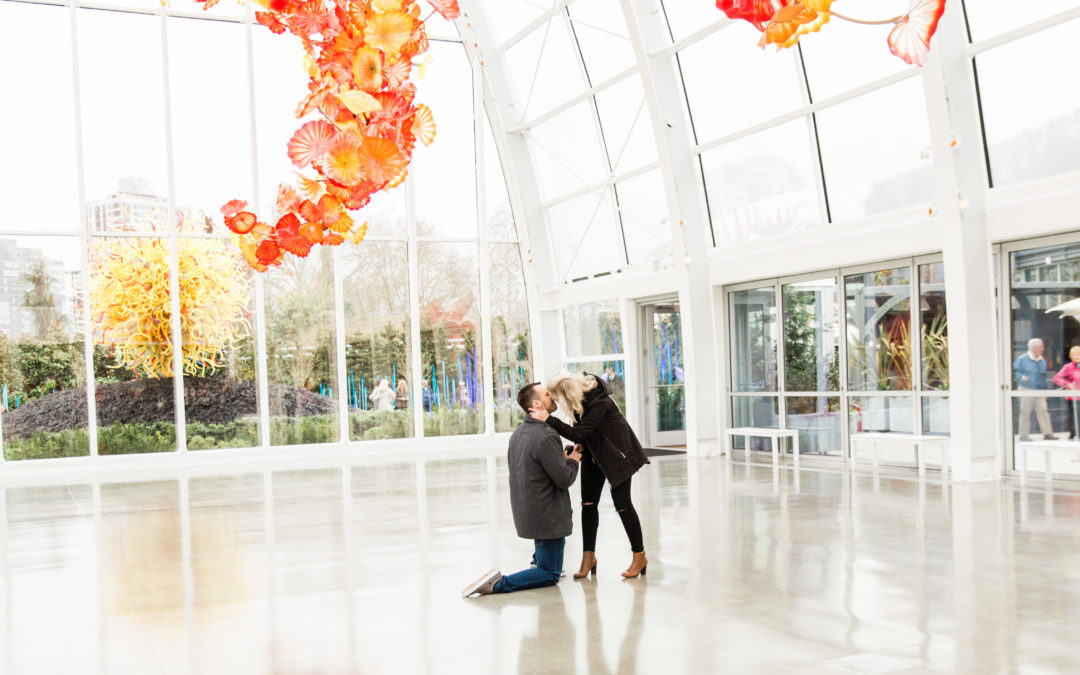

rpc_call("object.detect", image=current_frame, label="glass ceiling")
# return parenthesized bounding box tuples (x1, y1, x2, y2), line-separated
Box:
(472, 0, 1080, 282)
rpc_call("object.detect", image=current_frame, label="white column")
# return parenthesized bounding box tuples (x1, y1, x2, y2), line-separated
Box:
(622, 0, 720, 456)
(474, 49, 497, 435)
(332, 247, 350, 444)
(921, 1, 998, 481)
(406, 174, 425, 438)
(159, 8, 187, 454)
(244, 5, 272, 449)
(70, 1, 99, 459)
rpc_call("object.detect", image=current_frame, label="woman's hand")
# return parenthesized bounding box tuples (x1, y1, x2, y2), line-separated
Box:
(529, 407, 550, 422)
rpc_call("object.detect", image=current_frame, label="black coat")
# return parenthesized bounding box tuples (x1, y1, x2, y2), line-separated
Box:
(545, 374, 649, 487)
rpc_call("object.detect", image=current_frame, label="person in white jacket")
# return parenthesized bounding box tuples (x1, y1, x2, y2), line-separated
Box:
(369, 379, 395, 411)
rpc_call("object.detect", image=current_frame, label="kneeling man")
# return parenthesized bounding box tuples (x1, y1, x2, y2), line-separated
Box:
(462, 382, 582, 597)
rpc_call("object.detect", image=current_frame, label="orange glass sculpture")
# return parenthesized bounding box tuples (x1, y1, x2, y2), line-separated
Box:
(716, 0, 946, 66)
(195, 0, 461, 271)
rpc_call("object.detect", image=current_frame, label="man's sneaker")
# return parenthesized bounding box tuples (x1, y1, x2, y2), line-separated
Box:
(461, 569, 502, 597)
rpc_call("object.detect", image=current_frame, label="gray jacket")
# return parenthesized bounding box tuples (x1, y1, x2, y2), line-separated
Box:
(507, 417, 580, 540)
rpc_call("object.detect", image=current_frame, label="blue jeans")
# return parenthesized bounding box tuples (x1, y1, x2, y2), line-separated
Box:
(493, 538, 565, 594)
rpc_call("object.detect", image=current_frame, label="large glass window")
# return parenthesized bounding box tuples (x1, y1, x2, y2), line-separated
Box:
(660, 0, 723, 42)
(678, 24, 805, 144)
(783, 277, 841, 456)
(343, 242, 413, 441)
(91, 236, 176, 455)
(490, 244, 532, 432)
(562, 301, 623, 358)
(0, 2, 78, 235)
(730, 396, 779, 451)
(615, 169, 671, 267)
(594, 75, 657, 175)
(783, 278, 840, 392)
(800, 15, 910, 102)
(729, 287, 778, 393)
(1007, 242, 1080, 478)
(264, 252, 340, 446)
(504, 14, 590, 121)
(413, 42, 477, 238)
(529, 101, 609, 201)
(419, 243, 484, 437)
(565, 360, 627, 413)
(702, 119, 823, 245)
(815, 78, 934, 221)
(562, 300, 624, 412)
(78, 10, 168, 231)
(731, 259, 947, 466)
(963, 0, 1078, 42)
(919, 262, 949, 391)
(975, 20, 1080, 187)
(167, 17, 253, 234)
(0, 237, 88, 460)
(180, 240, 259, 451)
(846, 267, 913, 392)
(567, 0, 634, 86)
(546, 189, 624, 282)
(0, 9, 530, 459)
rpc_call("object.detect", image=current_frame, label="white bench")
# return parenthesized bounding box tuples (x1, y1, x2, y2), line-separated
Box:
(851, 432, 951, 476)
(1017, 439, 1080, 485)
(724, 427, 800, 470)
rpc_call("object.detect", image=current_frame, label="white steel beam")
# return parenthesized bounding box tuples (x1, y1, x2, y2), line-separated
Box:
(458, 2, 558, 380)
(160, 8, 188, 454)
(623, 0, 720, 456)
(921, 0, 998, 481)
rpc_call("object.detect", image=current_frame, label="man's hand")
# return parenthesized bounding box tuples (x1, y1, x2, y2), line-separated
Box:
(530, 406, 550, 423)
(1021, 375, 1029, 382)
(566, 444, 583, 463)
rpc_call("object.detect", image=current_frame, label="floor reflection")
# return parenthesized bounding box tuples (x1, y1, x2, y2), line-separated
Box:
(1, 456, 1080, 673)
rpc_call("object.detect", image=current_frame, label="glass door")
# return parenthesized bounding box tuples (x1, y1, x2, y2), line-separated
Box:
(643, 302, 686, 447)
(1001, 236, 1080, 480)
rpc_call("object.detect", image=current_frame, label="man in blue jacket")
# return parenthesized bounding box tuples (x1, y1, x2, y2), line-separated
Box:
(1015, 337, 1054, 440)
(462, 383, 582, 597)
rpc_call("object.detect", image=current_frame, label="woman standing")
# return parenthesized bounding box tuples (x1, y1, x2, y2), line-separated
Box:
(529, 371, 650, 578)
(369, 379, 395, 412)
(1053, 345, 1080, 438)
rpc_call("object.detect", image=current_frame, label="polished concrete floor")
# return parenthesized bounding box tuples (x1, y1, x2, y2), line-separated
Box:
(2, 454, 1080, 674)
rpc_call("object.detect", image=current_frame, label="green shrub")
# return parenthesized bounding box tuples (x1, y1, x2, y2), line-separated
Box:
(423, 408, 481, 436)
(3, 427, 90, 461)
(349, 409, 411, 440)
(98, 421, 176, 455)
(186, 418, 260, 451)
(269, 414, 339, 446)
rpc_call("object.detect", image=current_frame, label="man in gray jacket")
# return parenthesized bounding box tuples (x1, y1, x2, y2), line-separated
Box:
(462, 382, 582, 597)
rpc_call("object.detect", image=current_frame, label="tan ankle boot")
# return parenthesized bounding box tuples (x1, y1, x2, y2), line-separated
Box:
(573, 551, 597, 579)
(621, 551, 647, 578)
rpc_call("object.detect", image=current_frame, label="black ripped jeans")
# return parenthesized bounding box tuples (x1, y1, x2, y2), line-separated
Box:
(580, 455, 644, 553)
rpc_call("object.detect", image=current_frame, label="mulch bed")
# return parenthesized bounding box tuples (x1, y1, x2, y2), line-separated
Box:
(1, 377, 337, 438)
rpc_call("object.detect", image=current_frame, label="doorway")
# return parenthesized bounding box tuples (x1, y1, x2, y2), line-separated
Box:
(641, 301, 686, 448)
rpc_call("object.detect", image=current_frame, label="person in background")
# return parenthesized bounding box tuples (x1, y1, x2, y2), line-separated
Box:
(462, 383, 582, 597)
(603, 366, 625, 403)
(1014, 338, 1053, 441)
(421, 379, 434, 412)
(531, 371, 650, 579)
(369, 378, 395, 412)
(1053, 345, 1080, 439)
(456, 381, 470, 410)
(395, 379, 409, 410)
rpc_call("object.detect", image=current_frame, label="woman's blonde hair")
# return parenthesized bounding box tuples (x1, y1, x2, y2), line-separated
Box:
(546, 371, 598, 419)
